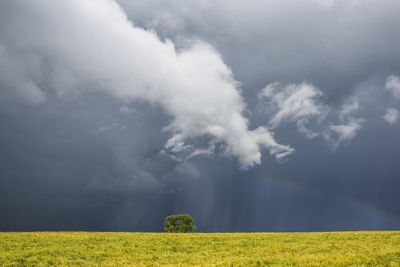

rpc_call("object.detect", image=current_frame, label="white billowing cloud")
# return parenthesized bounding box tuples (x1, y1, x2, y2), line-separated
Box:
(259, 82, 328, 138)
(324, 99, 364, 149)
(0, 0, 293, 167)
(383, 108, 399, 125)
(338, 101, 360, 121)
(258, 81, 366, 149)
(325, 119, 364, 148)
(385, 75, 400, 101)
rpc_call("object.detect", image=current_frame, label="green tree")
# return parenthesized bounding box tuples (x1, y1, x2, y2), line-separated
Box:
(164, 214, 197, 233)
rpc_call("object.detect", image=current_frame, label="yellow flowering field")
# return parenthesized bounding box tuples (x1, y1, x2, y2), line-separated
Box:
(1, 231, 399, 266)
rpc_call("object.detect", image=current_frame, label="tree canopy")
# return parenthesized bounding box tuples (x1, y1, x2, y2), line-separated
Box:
(164, 214, 197, 233)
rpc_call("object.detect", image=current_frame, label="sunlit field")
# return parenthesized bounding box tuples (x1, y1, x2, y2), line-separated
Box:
(1, 231, 399, 266)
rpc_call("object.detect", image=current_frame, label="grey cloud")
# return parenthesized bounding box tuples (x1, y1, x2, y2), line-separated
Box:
(324, 118, 364, 149)
(383, 108, 399, 125)
(382, 75, 400, 124)
(96, 121, 121, 135)
(323, 99, 364, 149)
(0, 46, 46, 105)
(386, 75, 400, 101)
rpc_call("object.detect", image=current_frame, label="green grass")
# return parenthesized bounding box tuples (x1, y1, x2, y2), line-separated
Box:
(1, 231, 399, 266)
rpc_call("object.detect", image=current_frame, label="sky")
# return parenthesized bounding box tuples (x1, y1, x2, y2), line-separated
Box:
(1, 0, 400, 232)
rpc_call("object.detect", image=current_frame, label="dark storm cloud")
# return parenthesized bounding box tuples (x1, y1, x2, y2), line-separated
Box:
(0, 94, 171, 230)
(0, 0, 400, 232)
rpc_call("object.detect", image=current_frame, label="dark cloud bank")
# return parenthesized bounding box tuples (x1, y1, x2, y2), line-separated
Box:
(1, 0, 400, 232)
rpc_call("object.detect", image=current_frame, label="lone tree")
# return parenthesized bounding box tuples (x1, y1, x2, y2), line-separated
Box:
(164, 214, 197, 233)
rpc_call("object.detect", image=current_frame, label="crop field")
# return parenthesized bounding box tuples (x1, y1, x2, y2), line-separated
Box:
(0, 231, 400, 266)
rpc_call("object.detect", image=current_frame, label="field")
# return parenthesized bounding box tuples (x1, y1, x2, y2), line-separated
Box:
(1, 231, 399, 266)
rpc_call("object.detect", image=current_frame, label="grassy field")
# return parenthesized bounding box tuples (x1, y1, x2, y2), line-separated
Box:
(0, 231, 399, 266)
